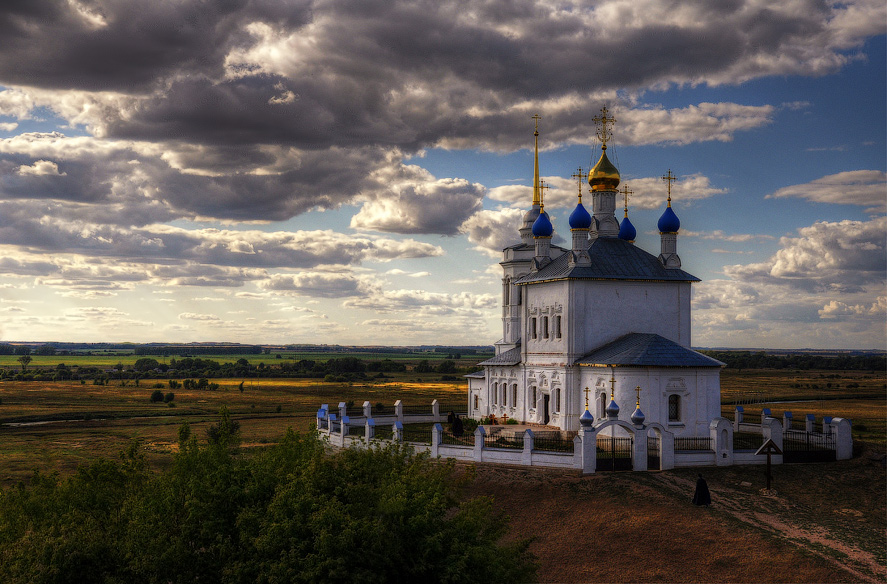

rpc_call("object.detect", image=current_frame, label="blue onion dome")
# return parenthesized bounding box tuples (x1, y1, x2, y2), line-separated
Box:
(606, 398, 620, 419)
(580, 408, 595, 427)
(569, 201, 592, 229)
(658, 205, 680, 233)
(532, 210, 553, 237)
(630, 406, 645, 426)
(618, 216, 636, 241)
(588, 148, 620, 191)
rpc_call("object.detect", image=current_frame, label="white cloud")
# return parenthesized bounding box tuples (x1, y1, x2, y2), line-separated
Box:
(766, 170, 887, 213)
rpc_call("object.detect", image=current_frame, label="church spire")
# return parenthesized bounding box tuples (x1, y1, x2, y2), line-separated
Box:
(532, 114, 541, 207)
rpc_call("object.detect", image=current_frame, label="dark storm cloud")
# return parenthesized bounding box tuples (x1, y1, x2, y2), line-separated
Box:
(1, 0, 872, 151)
(0, 0, 312, 92)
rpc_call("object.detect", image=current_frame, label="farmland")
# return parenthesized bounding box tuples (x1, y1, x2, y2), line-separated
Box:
(0, 362, 884, 582)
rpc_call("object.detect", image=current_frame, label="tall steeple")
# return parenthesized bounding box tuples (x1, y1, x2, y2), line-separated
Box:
(519, 114, 544, 244)
(588, 107, 621, 240)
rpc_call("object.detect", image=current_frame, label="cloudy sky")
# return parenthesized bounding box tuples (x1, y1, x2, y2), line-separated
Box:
(0, 0, 884, 349)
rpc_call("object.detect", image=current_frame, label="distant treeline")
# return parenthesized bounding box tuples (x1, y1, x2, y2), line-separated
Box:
(0, 356, 479, 383)
(700, 351, 886, 371)
(133, 345, 263, 355)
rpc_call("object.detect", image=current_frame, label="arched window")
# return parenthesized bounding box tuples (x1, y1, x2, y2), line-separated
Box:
(492, 383, 498, 405)
(555, 388, 561, 413)
(668, 394, 681, 422)
(542, 316, 549, 339)
(474, 395, 479, 410)
(501, 384, 507, 406)
(599, 393, 606, 418)
(531, 386, 537, 409)
(512, 384, 517, 408)
(555, 316, 562, 338)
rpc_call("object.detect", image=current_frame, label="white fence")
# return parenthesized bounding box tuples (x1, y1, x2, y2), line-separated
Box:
(316, 401, 852, 474)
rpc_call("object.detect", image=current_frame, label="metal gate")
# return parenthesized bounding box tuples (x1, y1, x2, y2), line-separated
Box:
(783, 431, 836, 463)
(647, 435, 660, 471)
(597, 435, 633, 471)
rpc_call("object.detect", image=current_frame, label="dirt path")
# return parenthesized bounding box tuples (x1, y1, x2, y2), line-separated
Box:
(647, 471, 886, 583)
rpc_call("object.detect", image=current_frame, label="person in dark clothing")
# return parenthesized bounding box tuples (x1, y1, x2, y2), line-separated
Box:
(692, 474, 711, 506)
(447, 410, 455, 424)
(452, 415, 464, 437)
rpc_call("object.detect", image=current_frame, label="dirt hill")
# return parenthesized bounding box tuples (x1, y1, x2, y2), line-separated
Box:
(460, 445, 886, 583)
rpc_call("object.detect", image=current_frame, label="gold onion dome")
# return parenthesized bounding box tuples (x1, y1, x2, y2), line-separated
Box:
(589, 147, 620, 191)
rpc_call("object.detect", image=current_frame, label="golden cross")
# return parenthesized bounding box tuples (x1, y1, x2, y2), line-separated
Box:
(593, 106, 616, 149)
(584, 386, 590, 409)
(532, 113, 541, 136)
(609, 367, 616, 399)
(621, 183, 632, 216)
(571, 167, 588, 201)
(661, 169, 676, 204)
(634, 385, 642, 407)
(539, 180, 550, 209)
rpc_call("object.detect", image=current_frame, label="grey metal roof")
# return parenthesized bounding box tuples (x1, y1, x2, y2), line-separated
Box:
(514, 237, 699, 284)
(464, 371, 486, 378)
(575, 333, 725, 368)
(478, 346, 522, 366)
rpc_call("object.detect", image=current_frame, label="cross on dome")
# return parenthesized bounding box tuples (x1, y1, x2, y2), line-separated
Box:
(662, 169, 676, 206)
(593, 106, 616, 150)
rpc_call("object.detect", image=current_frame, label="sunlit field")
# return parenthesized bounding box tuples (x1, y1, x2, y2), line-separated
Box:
(0, 378, 466, 485)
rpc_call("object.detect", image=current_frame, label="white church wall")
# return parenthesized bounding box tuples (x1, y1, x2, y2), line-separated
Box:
(569, 280, 692, 356)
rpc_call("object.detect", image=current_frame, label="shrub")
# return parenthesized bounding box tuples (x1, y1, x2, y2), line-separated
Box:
(168, 380, 180, 390)
(505, 418, 519, 425)
(164, 392, 175, 403)
(150, 390, 164, 403)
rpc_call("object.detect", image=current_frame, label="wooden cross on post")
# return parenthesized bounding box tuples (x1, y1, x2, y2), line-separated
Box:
(755, 438, 783, 491)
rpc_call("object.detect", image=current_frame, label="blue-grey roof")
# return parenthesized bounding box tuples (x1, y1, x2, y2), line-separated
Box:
(575, 333, 724, 368)
(478, 346, 522, 366)
(514, 237, 698, 284)
(464, 371, 486, 378)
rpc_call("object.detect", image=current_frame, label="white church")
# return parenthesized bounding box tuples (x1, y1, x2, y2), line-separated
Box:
(467, 110, 724, 437)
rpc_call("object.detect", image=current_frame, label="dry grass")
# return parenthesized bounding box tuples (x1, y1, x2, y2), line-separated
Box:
(0, 373, 884, 582)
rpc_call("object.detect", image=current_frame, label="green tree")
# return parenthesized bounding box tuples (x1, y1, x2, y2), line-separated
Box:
(16, 355, 31, 372)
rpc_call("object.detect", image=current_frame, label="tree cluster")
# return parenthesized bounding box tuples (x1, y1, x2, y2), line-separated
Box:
(0, 411, 537, 583)
(701, 351, 886, 371)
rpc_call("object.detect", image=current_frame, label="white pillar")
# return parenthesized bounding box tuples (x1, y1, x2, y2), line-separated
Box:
(432, 399, 441, 421)
(431, 423, 442, 457)
(782, 411, 793, 432)
(474, 426, 486, 462)
(579, 426, 597, 475)
(831, 418, 853, 460)
(633, 427, 648, 472)
(734, 406, 744, 432)
(392, 421, 403, 443)
(762, 417, 784, 465)
(365, 418, 375, 441)
(522, 429, 534, 466)
(395, 400, 404, 424)
(363, 400, 372, 418)
(710, 417, 733, 466)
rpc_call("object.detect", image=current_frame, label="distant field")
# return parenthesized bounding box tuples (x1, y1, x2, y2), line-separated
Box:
(0, 351, 493, 369)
